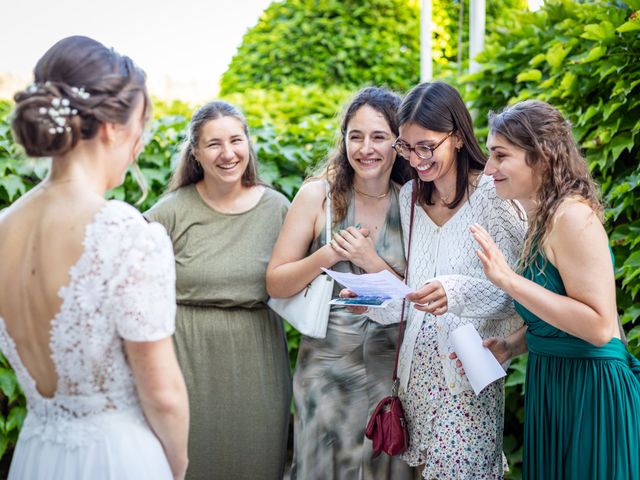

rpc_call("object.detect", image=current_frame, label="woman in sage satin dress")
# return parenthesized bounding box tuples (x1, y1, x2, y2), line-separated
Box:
(470, 100, 640, 479)
(267, 87, 415, 480)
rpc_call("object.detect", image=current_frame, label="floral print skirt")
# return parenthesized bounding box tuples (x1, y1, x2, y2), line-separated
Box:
(401, 320, 507, 480)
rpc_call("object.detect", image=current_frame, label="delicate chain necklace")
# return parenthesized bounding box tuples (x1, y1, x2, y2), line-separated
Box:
(354, 185, 390, 199)
(438, 188, 453, 205)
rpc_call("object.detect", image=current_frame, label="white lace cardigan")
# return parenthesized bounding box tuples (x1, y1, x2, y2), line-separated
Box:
(368, 175, 527, 395)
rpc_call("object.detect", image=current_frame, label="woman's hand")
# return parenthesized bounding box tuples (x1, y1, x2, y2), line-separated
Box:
(470, 223, 516, 291)
(330, 226, 378, 271)
(338, 288, 369, 315)
(406, 281, 448, 315)
(449, 337, 513, 377)
(482, 337, 514, 365)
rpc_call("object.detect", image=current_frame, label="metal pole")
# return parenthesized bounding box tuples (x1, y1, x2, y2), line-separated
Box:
(469, 0, 486, 74)
(420, 0, 433, 82)
(457, 0, 464, 75)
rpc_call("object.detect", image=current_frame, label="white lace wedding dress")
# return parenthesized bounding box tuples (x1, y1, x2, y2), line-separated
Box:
(0, 201, 176, 479)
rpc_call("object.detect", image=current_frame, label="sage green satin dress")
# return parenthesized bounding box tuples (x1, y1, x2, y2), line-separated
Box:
(291, 184, 415, 480)
(515, 253, 640, 480)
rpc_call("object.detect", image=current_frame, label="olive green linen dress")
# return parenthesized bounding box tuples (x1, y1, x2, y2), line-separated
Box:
(145, 185, 291, 480)
(515, 253, 640, 480)
(291, 183, 416, 480)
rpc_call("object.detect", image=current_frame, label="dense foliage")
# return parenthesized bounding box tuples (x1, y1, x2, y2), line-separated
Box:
(220, 0, 527, 94)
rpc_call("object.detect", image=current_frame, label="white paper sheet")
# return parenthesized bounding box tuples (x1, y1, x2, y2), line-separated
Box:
(449, 323, 507, 396)
(321, 268, 413, 298)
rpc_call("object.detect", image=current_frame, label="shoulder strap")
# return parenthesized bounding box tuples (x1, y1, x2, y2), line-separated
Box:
(325, 181, 331, 247)
(392, 181, 417, 388)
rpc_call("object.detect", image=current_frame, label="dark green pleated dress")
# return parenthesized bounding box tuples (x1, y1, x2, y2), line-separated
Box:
(515, 253, 640, 480)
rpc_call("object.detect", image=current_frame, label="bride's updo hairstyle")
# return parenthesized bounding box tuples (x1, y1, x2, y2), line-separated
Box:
(12, 35, 149, 158)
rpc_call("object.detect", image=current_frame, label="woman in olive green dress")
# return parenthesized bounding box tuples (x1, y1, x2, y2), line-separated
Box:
(145, 101, 291, 480)
(470, 100, 640, 479)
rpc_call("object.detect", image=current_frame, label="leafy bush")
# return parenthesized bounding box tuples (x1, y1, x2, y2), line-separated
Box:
(0, 353, 26, 460)
(220, 0, 527, 94)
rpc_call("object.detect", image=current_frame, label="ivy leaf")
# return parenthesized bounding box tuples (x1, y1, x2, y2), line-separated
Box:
(620, 305, 640, 326)
(0, 174, 27, 201)
(602, 102, 623, 121)
(5, 406, 26, 433)
(516, 69, 542, 82)
(0, 367, 17, 401)
(529, 53, 546, 67)
(546, 43, 572, 68)
(617, 16, 640, 33)
(0, 436, 7, 459)
(581, 45, 607, 63)
(628, 326, 640, 342)
(621, 251, 640, 287)
(579, 104, 601, 125)
(581, 22, 615, 41)
(257, 161, 280, 187)
(609, 133, 635, 160)
(275, 175, 302, 198)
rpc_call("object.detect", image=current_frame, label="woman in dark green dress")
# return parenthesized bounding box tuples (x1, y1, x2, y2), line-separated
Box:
(470, 100, 640, 479)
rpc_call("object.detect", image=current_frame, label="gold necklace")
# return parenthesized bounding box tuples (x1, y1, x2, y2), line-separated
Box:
(438, 188, 453, 205)
(354, 185, 390, 199)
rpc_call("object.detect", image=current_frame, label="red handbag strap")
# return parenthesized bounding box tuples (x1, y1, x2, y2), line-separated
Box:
(392, 181, 417, 388)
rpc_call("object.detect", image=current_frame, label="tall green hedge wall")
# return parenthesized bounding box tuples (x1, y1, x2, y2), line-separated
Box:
(220, 0, 527, 94)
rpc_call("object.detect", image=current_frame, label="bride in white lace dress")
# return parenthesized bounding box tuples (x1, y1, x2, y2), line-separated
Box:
(0, 36, 189, 479)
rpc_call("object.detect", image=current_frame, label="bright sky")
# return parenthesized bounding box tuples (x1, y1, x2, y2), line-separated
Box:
(0, 0, 274, 102)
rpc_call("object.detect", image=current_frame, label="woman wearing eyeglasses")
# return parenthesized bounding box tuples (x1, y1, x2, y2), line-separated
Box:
(362, 82, 526, 479)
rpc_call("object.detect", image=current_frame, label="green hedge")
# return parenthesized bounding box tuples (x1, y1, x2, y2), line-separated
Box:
(220, 0, 527, 94)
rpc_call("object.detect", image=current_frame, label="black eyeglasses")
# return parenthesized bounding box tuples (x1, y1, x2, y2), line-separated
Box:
(392, 130, 455, 161)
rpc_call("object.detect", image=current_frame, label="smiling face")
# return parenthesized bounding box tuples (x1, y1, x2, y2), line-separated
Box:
(345, 104, 397, 181)
(485, 132, 539, 203)
(193, 116, 250, 188)
(397, 122, 461, 183)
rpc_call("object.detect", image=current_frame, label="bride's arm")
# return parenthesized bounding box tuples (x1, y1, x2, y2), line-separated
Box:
(111, 215, 189, 480)
(127, 339, 189, 480)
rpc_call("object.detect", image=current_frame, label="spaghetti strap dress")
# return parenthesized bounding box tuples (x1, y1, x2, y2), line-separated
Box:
(515, 252, 640, 480)
(291, 182, 415, 480)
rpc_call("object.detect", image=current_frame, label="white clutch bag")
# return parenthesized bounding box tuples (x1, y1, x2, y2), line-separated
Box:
(268, 182, 334, 338)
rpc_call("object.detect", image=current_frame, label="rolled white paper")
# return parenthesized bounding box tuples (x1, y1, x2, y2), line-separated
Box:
(449, 323, 507, 396)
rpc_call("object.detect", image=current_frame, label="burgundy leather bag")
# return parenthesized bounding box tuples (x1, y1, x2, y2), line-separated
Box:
(365, 184, 417, 457)
(365, 377, 409, 457)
